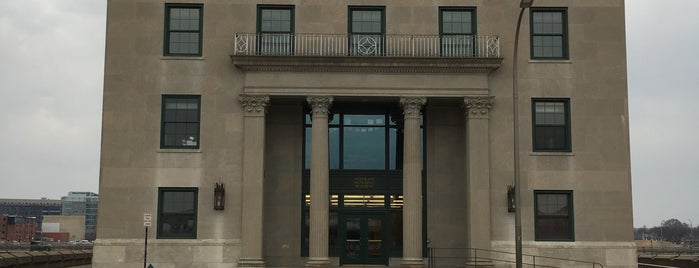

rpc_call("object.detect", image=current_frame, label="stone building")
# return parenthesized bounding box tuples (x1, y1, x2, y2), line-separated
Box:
(61, 192, 99, 240)
(0, 198, 61, 230)
(95, 0, 635, 267)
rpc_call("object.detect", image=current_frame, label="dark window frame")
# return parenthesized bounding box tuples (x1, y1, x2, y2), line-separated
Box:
(157, 187, 198, 239)
(348, 6, 386, 56)
(438, 7, 477, 56)
(164, 3, 204, 56)
(534, 190, 574, 241)
(531, 98, 571, 152)
(530, 7, 568, 60)
(160, 95, 201, 149)
(256, 5, 295, 55)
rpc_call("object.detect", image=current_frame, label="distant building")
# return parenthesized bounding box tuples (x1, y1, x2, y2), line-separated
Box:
(0, 198, 61, 231)
(61, 192, 98, 240)
(0, 215, 37, 242)
(42, 215, 86, 242)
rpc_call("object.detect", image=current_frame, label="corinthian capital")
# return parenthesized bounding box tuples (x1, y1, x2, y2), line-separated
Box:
(307, 96, 333, 117)
(240, 95, 269, 116)
(463, 96, 495, 119)
(400, 97, 427, 119)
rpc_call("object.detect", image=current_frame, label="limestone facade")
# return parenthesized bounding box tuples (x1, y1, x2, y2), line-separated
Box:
(95, 0, 635, 267)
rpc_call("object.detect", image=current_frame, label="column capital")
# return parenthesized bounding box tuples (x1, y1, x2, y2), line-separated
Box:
(307, 96, 333, 117)
(463, 96, 494, 119)
(240, 95, 270, 116)
(400, 97, 427, 119)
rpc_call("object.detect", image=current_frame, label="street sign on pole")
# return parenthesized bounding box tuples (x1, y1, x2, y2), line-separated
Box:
(143, 213, 152, 227)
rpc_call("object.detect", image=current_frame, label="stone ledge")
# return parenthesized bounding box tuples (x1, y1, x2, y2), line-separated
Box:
(231, 55, 502, 73)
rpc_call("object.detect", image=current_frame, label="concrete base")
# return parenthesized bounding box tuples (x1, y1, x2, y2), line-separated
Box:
(238, 258, 266, 267)
(306, 258, 331, 267)
(400, 258, 425, 268)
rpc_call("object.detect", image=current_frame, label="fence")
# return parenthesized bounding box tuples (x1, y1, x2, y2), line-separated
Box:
(234, 33, 500, 58)
(428, 247, 604, 268)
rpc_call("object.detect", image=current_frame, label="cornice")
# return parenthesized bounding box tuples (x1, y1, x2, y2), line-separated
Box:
(231, 55, 502, 74)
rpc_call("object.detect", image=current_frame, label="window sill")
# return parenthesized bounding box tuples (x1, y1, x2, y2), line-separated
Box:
(157, 148, 202, 153)
(528, 59, 572, 64)
(160, 56, 205, 61)
(530, 152, 574, 156)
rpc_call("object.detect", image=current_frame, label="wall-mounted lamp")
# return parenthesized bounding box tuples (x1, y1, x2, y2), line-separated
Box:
(214, 182, 225, 211)
(507, 185, 516, 213)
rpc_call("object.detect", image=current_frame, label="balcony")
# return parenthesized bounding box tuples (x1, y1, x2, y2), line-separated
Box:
(231, 33, 502, 73)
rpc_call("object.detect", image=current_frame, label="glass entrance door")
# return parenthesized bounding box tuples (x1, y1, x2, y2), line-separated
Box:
(341, 213, 387, 265)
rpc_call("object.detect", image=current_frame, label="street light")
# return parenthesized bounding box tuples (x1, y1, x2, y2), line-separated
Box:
(513, 1, 534, 268)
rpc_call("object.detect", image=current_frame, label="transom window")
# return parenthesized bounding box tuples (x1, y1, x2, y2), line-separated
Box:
(304, 106, 423, 171)
(530, 8, 568, 59)
(161, 95, 200, 149)
(439, 7, 476, 57)
(535, 191, 574, 241)
(257, 5, 294, 55)
(164, 4, 203, 56)
(157, 188, 198, 239)
(349, 6, 385, 56)
(532, 99, 571, 152)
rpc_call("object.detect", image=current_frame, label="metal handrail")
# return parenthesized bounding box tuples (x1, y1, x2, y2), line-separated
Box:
(233, 33, 500, 58)
(428, 247, 605, 268)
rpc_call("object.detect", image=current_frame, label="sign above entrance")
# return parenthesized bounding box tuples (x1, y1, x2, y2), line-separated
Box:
(353, 177, 375, 189)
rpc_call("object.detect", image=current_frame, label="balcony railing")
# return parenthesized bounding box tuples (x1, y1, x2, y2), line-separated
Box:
(234, 33, 500, 58)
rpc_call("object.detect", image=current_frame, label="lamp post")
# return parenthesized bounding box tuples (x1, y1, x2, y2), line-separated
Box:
(513, 0, 533, 268)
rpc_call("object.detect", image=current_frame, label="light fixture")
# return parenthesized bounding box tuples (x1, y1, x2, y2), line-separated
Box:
(520, 0, 534, 8)
(214, 182, 225, 211)
(507, 185, 516, 213)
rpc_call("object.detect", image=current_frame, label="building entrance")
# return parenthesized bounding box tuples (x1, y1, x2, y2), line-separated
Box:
(302, 103, 425, 263)
(341, 213, 387, 265)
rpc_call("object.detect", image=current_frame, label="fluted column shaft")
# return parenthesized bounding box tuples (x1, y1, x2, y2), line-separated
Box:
(463, 96, 494, 266)
(400, 97, 426, 267)
(306, 96, 333, 267)
(239, 95, 270, 268)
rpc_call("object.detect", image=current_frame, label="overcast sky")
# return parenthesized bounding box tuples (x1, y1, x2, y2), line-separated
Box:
(0, 1, 696, 228)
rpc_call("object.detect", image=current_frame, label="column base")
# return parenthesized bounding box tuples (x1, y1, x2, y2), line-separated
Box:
(401, 258, 425, 268)
(238, 258, 265, 267)
(306, 257, 331, 267)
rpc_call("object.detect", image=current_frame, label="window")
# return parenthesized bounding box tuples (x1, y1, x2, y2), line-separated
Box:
(349, 6, 385, 56)
(257, 5, 294, 55)
(535, 191, 573, 241)
(164, 4, 203, 56)
(439, 7, 476, 57)
(530, 8, 568, 59)
(157, 188, 198, 239)
(161, 95, 200, 149)
(532, 99, 570, 152)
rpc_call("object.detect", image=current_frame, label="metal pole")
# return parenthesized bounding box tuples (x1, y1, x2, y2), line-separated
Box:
(513, 5, 529, 268)
(144, 226, 148, 268)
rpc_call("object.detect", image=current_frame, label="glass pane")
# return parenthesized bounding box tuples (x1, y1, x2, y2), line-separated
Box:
(535, 126, 566, 150)
(346, 218, 361, 259)
(162, 191, 195, 213)
(537, 217, 570, 239)
(389, 128, 397, 169)
(343, 127, 385, 169)
(159, 213, 195, 236)
(329, 128, 340, 169)
(389, 211, 402, 250)
(344, 114, 385, 126)
(329, 212, 338, 248)
(304, 128, 311, 169)
(368, 218, 382, 258)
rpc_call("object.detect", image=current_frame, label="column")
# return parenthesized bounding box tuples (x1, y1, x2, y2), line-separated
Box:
(238, 95, 270, 267)
(306, 96, 333, 267)
(463, 96, 494, 266)
(400, 97, 426, 267)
